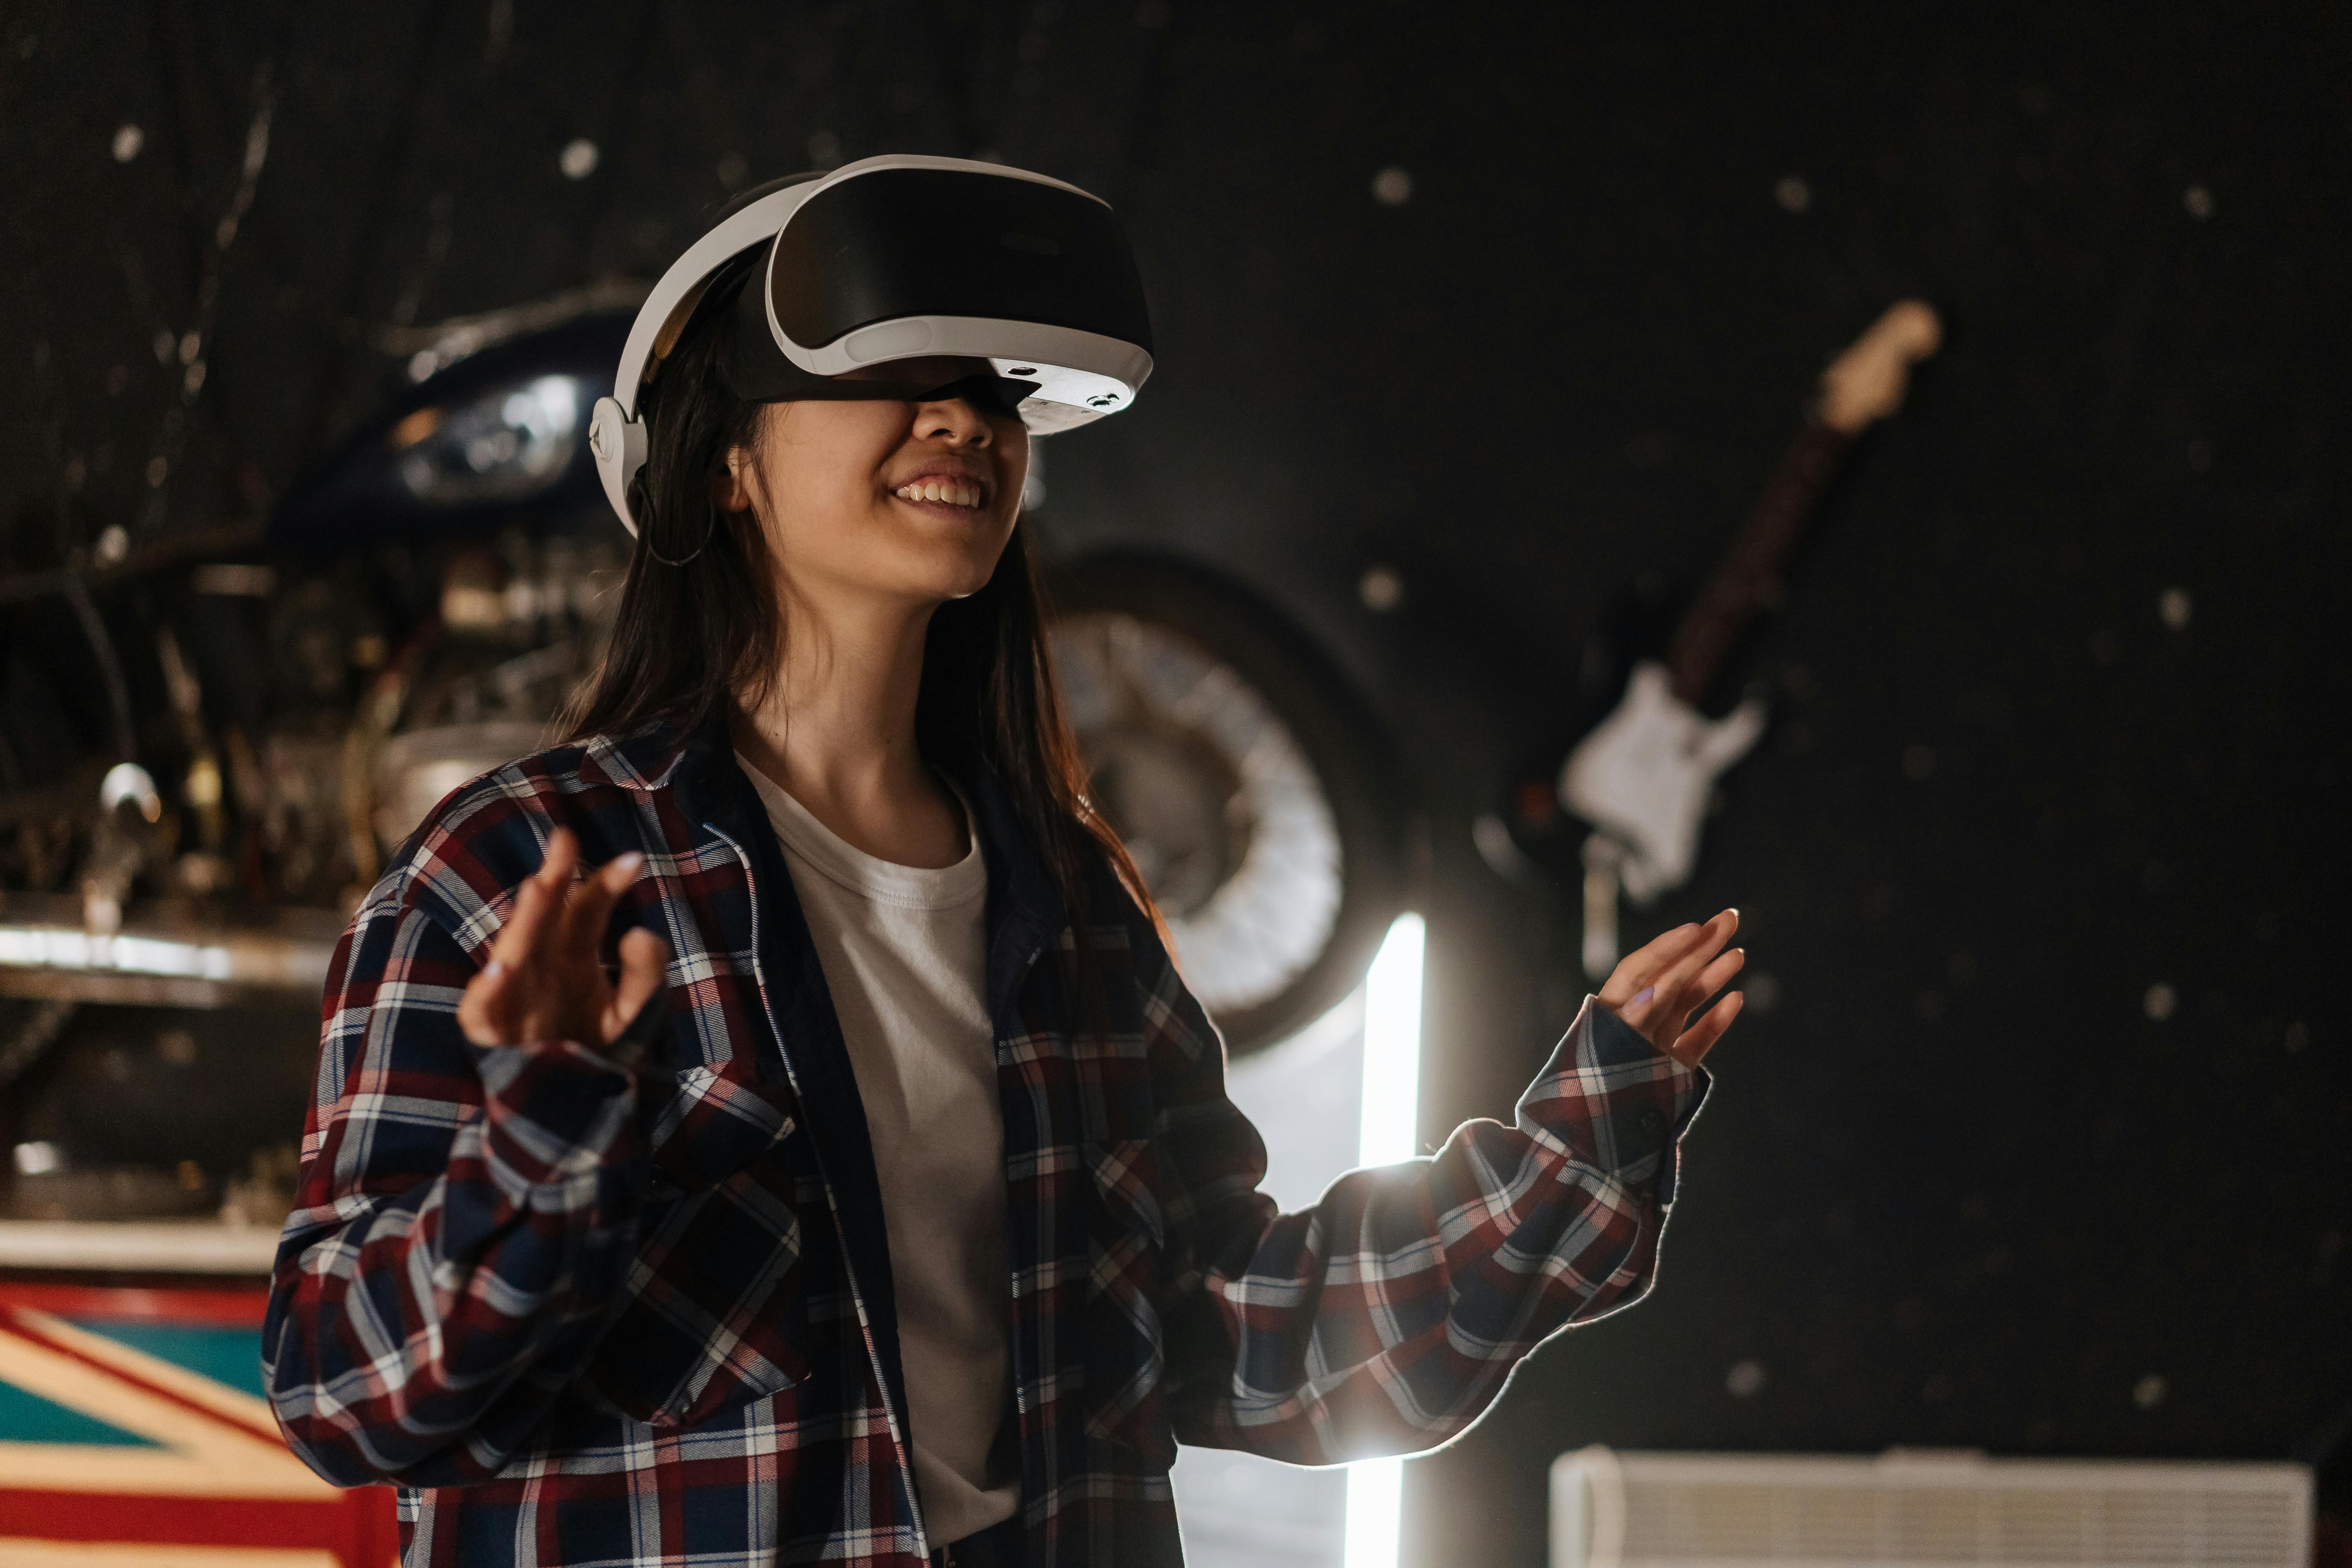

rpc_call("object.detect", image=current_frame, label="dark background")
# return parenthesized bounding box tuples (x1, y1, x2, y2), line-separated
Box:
(4, 3, 2347, 1562)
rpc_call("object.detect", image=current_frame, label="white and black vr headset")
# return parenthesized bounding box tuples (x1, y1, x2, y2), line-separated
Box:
(589, 153, 1154, 534)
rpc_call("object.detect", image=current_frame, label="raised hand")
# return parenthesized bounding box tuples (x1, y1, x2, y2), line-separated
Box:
(1595, 908, 1744, 1068)
(455, 828, 671, 1057)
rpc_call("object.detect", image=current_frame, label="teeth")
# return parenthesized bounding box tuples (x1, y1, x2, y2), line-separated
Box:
(895, 479, 981, 508)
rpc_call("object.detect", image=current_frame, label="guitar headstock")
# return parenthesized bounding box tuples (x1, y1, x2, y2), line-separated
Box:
(1817, 299, 1942, 434)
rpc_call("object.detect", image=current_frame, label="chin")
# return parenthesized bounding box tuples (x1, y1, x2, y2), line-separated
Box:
(939, 555, 1008, 601)
(879, 544, 1000, 604)
(897, 521, 1015, 598)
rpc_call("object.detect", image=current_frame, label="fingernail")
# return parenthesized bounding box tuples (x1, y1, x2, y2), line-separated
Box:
(483, 959, 505, 980)
(1632, 985, 1656, 1006)
(614, 851, 645, 876)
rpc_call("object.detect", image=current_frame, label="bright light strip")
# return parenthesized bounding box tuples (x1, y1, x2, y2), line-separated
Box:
(1346, 911, 1426, 1568)
(0, 928, 234, 979)
(1358, 912, 1425, 1167)
(0, 926, 336, 987)
(1344, 1453, 1404, 1568)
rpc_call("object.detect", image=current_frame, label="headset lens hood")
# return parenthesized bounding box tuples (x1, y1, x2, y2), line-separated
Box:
(590, 154, 1155, 533)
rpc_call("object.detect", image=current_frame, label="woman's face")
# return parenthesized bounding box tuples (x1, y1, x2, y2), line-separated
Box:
(720, 357, 1030, 614)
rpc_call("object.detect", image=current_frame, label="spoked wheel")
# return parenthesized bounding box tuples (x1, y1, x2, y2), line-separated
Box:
(1047, 553, 1403, 1057)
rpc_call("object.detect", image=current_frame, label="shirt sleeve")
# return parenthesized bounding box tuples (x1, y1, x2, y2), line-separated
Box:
(1140, 926, 1708, 1464)
(261, 872, 655, 1488)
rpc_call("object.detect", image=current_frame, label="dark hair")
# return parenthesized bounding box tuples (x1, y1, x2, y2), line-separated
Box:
(565, 278, 1165, 969)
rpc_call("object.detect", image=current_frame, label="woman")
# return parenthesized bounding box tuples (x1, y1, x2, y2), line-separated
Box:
(264, 165, 1742, 1568)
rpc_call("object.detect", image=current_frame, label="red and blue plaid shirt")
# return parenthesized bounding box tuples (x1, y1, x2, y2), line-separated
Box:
(262, 719, 1706, 1566)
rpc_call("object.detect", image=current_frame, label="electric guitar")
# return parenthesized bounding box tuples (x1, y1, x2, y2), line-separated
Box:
(1483, 300, 1942, 977)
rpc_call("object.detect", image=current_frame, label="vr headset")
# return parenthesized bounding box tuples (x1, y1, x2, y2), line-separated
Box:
(589, 154, 1154, 533)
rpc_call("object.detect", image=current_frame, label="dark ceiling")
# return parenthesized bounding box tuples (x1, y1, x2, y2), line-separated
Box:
(5, 2, 2350, 1562)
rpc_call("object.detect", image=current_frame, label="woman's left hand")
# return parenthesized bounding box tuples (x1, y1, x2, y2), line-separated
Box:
(1596, 908, 1744, 1068)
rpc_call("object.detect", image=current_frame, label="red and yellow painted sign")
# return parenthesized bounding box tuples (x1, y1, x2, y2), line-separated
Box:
(0, 1282, 396, 1568)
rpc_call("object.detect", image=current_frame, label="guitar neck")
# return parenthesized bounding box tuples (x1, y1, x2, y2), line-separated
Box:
(1664, 421, 1853, 707)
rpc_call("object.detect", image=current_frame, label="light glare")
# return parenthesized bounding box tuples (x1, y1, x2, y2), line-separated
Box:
(1347, 911, 1425, 1568)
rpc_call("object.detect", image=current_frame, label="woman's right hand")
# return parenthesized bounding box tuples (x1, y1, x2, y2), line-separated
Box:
(456, 828, 671, 1054)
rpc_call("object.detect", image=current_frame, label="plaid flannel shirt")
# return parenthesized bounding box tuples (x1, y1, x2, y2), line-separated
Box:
(263, 718, 1706, 1567)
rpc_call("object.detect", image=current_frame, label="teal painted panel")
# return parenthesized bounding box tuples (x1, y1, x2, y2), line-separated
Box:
(68, 1319, 268, 1400)
(0, 1377, 160, 1446)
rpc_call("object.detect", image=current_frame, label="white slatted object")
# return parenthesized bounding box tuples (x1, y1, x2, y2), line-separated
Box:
(1550, 1448, 2310, 1568)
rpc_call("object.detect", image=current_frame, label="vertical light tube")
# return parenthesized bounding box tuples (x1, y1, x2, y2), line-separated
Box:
(1346, 911, 1426, 1568)
(1357, 912, 1426, 1167)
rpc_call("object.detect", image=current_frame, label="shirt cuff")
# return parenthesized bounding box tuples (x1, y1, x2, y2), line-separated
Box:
(1517, 995, 1710, 1207)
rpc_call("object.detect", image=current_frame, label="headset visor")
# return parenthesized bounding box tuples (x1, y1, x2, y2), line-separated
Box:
(768, 167, 1152, 358)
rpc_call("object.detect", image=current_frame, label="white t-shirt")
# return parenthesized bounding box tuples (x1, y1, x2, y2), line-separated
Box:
(739, 758, 1020, 1545)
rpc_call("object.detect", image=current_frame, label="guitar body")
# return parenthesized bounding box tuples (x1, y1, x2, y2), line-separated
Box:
(1561, 660, 1766, 902)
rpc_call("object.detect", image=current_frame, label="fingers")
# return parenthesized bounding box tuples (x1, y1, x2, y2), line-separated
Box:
(1609, 910, 1739, 1027)
(465, 832, 572, 1045)
(459, 831, 655, 1049)
(488, 828, 577, 974)
(1645, 920, 1734, 1020)
(1642, 917, 1740, 1048)
(1669, 988, 1744, 1068)
(1661, 910, 1738, 988)
(456, 959, 509, 1045)
(1599, 918, 1715, 1009)
(1632, 941, 1746, 1038)
(601, 927, 673, 1047)
(558, 849, 644, 969)
(564, 853, 648, 1047)
(1689, 944, 1747, 1010)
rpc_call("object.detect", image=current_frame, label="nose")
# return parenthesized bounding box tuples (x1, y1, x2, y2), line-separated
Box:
(915, 394, 993, 447)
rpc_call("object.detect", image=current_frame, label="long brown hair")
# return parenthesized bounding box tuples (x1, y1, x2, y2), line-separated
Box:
(565, 272, 1162, 959)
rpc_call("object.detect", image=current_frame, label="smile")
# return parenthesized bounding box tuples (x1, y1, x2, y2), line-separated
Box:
(893, 478, 986, 509)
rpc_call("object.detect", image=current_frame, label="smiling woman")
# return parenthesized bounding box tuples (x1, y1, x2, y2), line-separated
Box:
(260, 155, 1734, 1568)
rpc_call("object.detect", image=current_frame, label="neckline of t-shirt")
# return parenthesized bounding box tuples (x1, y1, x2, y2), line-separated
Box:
(736, 753, 988, 910)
